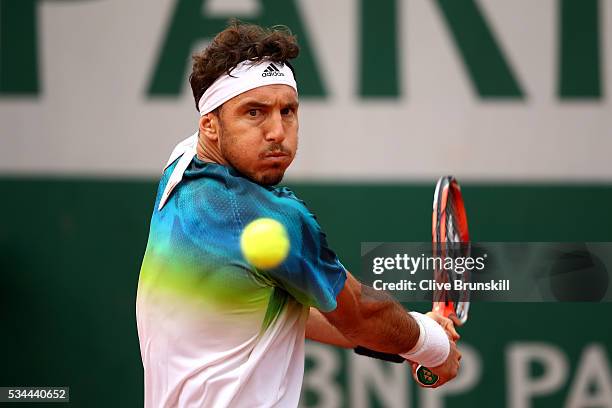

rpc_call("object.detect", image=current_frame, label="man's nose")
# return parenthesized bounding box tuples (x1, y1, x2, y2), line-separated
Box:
(264, 111, 285, 142)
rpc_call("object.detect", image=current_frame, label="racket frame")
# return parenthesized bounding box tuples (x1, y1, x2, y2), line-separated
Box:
(416, 176, 471, 387)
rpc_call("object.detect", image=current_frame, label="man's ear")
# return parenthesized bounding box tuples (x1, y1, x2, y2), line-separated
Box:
(199, 112, 219, 142)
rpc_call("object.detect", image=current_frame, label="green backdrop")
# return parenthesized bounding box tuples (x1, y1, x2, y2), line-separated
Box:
(1, 178, 611, 407)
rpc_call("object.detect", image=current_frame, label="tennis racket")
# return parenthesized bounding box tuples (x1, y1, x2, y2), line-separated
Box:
(355, 176, 471, 387)
(414, 175, 471, 386)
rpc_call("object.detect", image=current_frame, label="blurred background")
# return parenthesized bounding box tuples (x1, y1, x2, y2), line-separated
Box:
(1, 0, 611, 406)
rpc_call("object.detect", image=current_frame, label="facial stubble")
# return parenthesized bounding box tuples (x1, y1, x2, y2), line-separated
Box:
(217, 120, 292, 186)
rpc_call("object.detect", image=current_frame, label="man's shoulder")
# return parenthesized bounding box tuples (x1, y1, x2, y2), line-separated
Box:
(267, 186, 310, 213)
(266, 186, 324, 231)
(226, 181, 313, 227)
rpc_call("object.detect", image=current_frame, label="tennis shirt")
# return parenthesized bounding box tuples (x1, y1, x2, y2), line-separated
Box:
(136, 139, 347, 407)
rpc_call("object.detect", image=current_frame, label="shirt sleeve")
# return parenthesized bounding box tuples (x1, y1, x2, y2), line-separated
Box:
(270, 207, 347, 312)
(233, 185, 347, 312)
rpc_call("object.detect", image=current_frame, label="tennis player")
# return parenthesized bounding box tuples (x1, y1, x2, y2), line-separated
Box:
(136, 21, 461, 407)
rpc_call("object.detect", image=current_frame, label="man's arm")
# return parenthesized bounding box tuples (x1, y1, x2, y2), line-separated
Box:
(306, 307, 357, 348)
(322, 272, 419, 354)
(321, 271, 462, 387)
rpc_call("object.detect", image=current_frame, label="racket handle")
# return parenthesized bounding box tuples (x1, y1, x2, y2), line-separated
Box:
(354, 346, 405, 363)
(415, 365, 439, 386)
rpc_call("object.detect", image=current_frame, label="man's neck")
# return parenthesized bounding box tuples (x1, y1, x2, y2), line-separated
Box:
(196, 134, 226, 165)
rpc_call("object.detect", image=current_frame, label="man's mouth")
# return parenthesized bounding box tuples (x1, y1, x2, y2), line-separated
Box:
(261, 149, 292, 160)
(264, 151, 289, 158)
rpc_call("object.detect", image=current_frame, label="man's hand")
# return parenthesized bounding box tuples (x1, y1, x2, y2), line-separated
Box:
(409, 312, 461, 388)
(410, 340, 462, 388)
(425, 312, 460, 341)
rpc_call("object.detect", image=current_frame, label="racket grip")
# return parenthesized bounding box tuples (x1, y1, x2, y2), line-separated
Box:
(354, 346, 405, 363)
(415, 365, 439, 386)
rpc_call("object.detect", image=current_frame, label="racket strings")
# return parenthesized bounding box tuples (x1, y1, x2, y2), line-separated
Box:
(438, 182, 471, 319)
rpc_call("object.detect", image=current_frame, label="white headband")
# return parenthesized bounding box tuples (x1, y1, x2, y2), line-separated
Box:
(198, 59, 298, 116)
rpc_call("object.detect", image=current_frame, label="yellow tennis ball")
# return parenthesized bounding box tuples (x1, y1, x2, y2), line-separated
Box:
(240, 218, 290, 269)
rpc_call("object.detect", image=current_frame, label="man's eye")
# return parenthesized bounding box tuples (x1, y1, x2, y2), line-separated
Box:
(281, 108, 293, 115)
(248, 109, 259, 117)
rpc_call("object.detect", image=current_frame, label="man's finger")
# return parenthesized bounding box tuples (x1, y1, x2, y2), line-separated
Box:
(449, 314, 463, 327)
(425, 312, 461, 340)
(445, 320, 460, 340)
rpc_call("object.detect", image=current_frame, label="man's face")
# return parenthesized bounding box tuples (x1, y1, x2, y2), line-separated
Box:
(215, 84, 299, 185)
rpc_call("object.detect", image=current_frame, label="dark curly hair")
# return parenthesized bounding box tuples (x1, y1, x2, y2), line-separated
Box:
(189, 20, 300, 112)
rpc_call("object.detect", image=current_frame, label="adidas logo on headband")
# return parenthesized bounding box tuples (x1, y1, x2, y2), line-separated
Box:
(262, 63, 285, 77)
